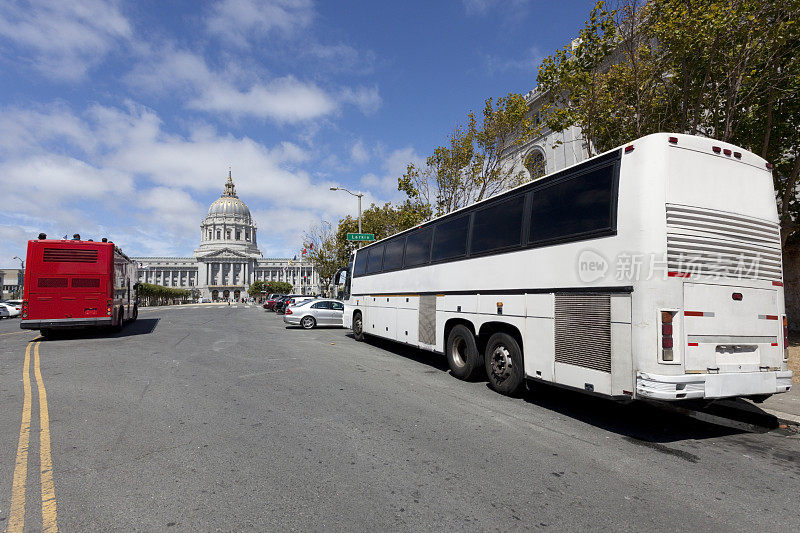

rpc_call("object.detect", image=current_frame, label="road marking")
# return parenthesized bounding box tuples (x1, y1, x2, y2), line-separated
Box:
(34, 342, 58, 532)
(8, 342, 33, 533)
(0, 330, 35, 337)
(7, 341, 59, 533)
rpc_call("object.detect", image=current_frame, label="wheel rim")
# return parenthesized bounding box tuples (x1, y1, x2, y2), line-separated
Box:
(489, 345, 513, 383)
(302, 317, 314, 328)
(452, 336, 467, 368)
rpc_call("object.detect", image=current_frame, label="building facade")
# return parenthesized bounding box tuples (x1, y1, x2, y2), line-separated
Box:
(1, 268, 23, 300)
(501, 87, 591, 180)
(132, 172, 319, 300)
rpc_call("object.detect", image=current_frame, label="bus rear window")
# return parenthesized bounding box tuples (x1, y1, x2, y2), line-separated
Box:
(530, 163, 616, 244)
(43, 248, 98, 262)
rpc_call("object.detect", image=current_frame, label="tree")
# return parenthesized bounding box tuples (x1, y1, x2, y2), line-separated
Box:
(333, 201, 431, 265)
(248, 280, 267, 297)
(303, 221, 341, 294)
(398, 93, 538, 217)
(537, 0, 800, 242)
(136, 283, 190, 306)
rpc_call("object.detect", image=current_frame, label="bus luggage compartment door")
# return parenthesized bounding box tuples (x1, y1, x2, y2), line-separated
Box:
(683, 283, 780, 373)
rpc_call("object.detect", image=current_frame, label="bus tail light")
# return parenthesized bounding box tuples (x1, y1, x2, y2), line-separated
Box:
(712, 146, 721, 153)
(668, 136, 678, 144)
(661, 311, 675, 361)
(106, 299, 112, 316)
(21, 300, 29, 318)
(723, 148, 732, 156)
(783, 316, 789, 361)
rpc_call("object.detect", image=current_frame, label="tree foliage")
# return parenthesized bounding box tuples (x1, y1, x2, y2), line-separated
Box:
(537, 0, 800, 243)
(398, 93, 539, 217)
(136, 282, 190, 306)
(303, 221, 341, 292)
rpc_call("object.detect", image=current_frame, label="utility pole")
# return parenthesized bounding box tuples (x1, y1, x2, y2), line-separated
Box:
(330, 187, 364, 247)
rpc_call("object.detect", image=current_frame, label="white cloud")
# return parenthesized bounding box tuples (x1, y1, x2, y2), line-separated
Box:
(350, 140, 370, 164)
(189, 75, 339, 122)
(206, 0, 315, 46)
(0, 0, 131, 81)
(360, 146, 423, 197)
(129, 49, 379, 122)
(484, 46, 543, 75)
(339, 86, 382, 115)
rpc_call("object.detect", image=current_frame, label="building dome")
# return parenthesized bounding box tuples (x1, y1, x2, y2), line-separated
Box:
(206, 170, 251, 221)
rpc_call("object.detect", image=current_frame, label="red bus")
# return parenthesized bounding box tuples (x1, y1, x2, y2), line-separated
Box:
(20, 233, 138, 337)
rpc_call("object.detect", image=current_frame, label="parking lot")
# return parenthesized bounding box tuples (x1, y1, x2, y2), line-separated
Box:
(0, 304, 798, 531)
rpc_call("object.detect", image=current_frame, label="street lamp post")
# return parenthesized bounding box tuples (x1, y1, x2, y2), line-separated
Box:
(330, 186, 364, 247)
(12, 255, 24, 299)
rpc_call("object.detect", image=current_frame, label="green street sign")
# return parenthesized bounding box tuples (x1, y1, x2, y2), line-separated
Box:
(347, 233, 375, 242)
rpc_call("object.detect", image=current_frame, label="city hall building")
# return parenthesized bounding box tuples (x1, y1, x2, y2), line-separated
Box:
(132, 172, 319, 300)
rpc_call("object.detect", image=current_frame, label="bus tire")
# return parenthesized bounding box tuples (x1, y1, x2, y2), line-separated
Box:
(40, 328, 54, 339)
(353, 311, 365, 341)
(111, 307, 123, 333)
(446, 325, 481, 380)
(485, 332, 524, 396)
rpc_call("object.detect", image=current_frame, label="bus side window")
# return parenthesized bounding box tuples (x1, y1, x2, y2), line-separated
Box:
(432, 214, 469, 261)
(353, 251, 368, 277)
(404, 227, 433, 267)
(470, 194, 525, 254)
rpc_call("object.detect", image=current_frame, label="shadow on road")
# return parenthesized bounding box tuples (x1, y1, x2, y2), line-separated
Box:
(41, 318, 160, 341)
(351, 333, 775, 443)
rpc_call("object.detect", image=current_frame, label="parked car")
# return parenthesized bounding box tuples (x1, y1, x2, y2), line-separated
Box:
(0, 302, 20, 318)
(283, 299, 345, 329)
(274, 295, 314, 314)
(0, 305, 9, 319)
(272, 295, 291, 314)
(262, 294, 285, 310)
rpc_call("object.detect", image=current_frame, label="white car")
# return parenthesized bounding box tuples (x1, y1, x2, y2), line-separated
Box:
(0, 302, 20, 318)
(283, 299, 344, 329)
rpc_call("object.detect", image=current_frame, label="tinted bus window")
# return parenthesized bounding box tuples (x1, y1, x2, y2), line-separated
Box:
(470, 194, 525, 254)
(530, 164, 615, 244)
(366, 244, 385, 274)
(404, 227, 433, 267)
(382, 237, 405, 271)
(353, 250, 368, 277)
(432, 214, 469, 261)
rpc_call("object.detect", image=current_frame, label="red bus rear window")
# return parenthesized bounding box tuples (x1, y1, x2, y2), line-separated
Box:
(43, 248, 98, 263)
(71, 278, 100, 288)
(37, 278, 68, 288)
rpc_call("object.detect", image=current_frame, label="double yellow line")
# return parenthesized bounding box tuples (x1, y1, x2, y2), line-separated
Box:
(8, 340, 58, 532)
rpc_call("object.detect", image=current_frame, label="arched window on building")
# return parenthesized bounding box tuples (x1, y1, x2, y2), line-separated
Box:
(524, 149, 546, 180)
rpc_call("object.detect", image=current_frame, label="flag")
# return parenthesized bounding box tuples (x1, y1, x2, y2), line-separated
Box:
(293, 255, 297, 260)
(309, 243, 314, 250)
(302, 248, 307, 255)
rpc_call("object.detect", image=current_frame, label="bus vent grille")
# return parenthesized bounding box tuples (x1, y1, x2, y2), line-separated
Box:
(43, 248, 98, 263)
(72, 278, 100, 288)
(666, 204, 782, 281)
(418, 295, 437, 345)
(554, 294, 611, 373)
(37, 278, 68, 288)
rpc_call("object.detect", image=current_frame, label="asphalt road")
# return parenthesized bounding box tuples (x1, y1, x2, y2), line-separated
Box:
(0, 305, 798, 532)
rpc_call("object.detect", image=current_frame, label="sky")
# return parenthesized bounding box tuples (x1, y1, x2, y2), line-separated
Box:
(0, 0, 598, 266)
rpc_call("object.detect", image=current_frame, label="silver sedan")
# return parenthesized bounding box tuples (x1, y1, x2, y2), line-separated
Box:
(283, 299, 344, 329)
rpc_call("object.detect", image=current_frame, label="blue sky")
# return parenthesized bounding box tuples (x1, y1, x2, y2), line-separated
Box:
(0, 0, 597, 266)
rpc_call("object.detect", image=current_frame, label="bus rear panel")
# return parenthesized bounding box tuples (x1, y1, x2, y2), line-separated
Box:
(21, 238, 137, 331)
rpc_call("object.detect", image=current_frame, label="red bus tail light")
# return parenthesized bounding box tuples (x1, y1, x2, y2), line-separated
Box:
(21, 300, 29, 318)
(106, 299, 113, 316)
(661, 311, 675, 361)
(783, 316, 789, 361)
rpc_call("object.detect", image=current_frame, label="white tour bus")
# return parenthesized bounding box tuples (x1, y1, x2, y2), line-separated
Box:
(340, 133, 793, 401)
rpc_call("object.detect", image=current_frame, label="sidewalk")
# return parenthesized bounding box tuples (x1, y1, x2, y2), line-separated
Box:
(757, 385, 800, 424)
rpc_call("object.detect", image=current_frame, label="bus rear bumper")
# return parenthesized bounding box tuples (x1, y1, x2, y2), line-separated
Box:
(21, 317, 113, 330)
(636, 371, 792, 401)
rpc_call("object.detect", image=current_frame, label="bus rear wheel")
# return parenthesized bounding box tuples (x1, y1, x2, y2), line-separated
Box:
(446, 325, 481, 380)
(485, 332, 524, 396)
(353, 312, 364, 341)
